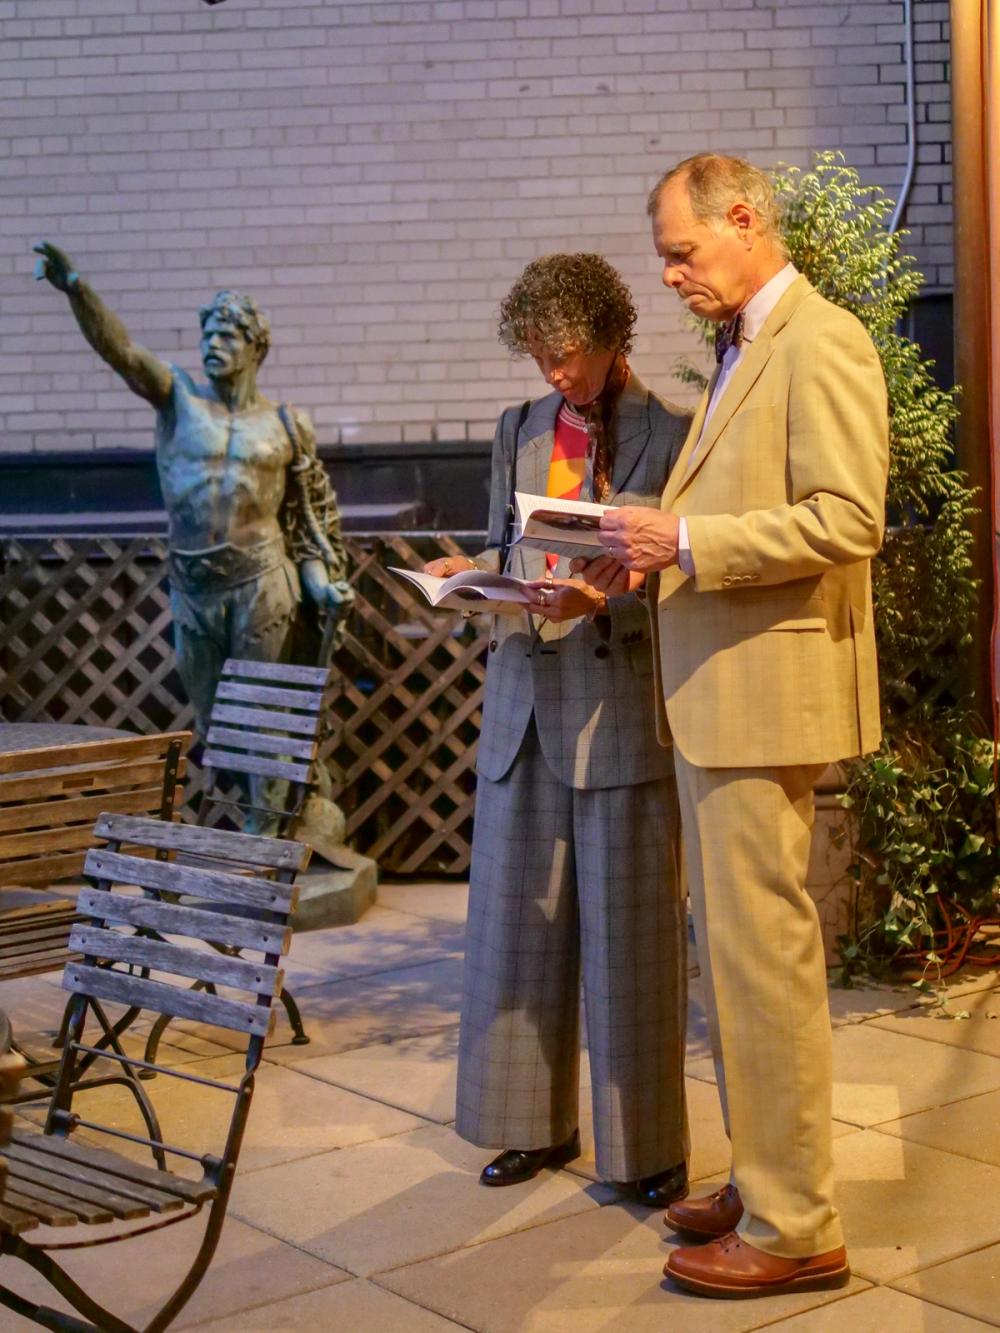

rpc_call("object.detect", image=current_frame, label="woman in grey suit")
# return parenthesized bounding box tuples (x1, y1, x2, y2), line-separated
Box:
(425, 254, 691, 1205)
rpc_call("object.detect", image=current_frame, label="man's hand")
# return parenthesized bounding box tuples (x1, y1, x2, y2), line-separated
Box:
(525, 577, 606, 623)
(422, 556, 477, 577)
(568, 555, 645, 596)
(33, 241, 77, 293)
(301, 560, 355, 611)
(597, 507, 680, 572)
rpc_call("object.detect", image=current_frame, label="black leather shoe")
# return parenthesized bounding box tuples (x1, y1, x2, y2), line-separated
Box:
(632, 1161, 688, 1208)
(479, 1129, 581, 1186)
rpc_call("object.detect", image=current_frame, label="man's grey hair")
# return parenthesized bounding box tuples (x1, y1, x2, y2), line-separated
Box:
(198, 290, 271, 364)
(647, 153, 788, 256)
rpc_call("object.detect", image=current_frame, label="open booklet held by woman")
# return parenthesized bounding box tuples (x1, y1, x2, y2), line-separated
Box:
(389, 566, 533, 615)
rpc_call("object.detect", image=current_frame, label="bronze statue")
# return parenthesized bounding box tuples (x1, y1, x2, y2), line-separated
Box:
(33, 241, 353, 840)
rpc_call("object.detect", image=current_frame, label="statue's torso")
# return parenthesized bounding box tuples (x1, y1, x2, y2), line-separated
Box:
(156, 371, 292, 550)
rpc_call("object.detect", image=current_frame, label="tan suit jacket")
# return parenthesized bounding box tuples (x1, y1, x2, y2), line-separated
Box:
(650, 275, 889, 769)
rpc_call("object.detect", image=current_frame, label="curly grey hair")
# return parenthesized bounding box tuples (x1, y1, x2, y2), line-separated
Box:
(647, 153, 788, 257)
(198, 290, 271, 364)
(497, 253, 637, 358)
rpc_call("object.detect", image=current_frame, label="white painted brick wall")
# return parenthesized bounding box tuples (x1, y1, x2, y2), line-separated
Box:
(0, 0, 952, 452)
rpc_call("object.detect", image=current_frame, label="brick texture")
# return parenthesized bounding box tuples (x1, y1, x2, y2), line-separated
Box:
(0, 0, 952, 452)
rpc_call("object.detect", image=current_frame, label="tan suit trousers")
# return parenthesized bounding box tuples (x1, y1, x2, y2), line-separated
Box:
(673, 749, 844, 1258)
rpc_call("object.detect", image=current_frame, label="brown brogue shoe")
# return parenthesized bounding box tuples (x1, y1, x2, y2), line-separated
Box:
(665, 1231, 850, 1299)
(665, 1182, 743, 1238)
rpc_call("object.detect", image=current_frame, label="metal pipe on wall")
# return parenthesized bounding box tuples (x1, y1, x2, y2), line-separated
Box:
(890, 0, 917, 234)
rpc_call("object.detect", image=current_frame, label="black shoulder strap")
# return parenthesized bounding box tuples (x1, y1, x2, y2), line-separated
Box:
(499, 399, 531, 573)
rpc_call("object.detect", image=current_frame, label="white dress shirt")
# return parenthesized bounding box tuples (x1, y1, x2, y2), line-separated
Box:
(677, 262, 800, 575)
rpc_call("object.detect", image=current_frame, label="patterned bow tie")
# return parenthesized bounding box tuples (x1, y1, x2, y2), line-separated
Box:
(714, 311, 745, 363)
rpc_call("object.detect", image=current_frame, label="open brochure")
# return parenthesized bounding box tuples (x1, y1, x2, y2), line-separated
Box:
(513, 491, 610, 560)
(388, 566, 534, 614)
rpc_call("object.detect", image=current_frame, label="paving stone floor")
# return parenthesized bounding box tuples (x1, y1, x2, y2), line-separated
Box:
(2, 880, 999, 1330)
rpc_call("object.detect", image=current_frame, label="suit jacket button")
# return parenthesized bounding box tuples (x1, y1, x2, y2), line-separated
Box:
(594, 643, 611, 659)
(489, 639, 498, 652)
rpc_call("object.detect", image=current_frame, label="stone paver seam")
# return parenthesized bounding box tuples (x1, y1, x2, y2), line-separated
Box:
(884, 1289, 1000, 1330)
(359, 1186, 616, 1282)
(260, 1019, 461, 1068)
(881, 1232, 1000, 1293)
(734, 1280, 875, 1330)
(180, 1271, 353, 1331)
(287, 947, 465, 987)
(864, 1087, 1000, 1137)
(270, 1061, 448, 1124)
(356, 1280, 481, 1333)
(184, 1282, 478, 1333)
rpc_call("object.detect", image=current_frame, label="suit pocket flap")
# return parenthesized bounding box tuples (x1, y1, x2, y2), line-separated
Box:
(734, 599, 827, 634)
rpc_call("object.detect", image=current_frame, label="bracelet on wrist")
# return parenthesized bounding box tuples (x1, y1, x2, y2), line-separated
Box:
(586, 591, 608, 622)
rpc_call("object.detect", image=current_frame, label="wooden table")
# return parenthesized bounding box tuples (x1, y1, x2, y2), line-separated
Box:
(0, 723, 132, 757)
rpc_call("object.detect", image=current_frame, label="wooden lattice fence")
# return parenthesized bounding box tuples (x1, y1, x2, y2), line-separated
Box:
(0, 534, 489, 874)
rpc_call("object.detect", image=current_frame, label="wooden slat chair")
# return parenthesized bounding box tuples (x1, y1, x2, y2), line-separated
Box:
(142, 659, 331, 1059)
(0, 811, 308, 1333)
(0, 733, 190, 984)
(199, 658, 332, 839)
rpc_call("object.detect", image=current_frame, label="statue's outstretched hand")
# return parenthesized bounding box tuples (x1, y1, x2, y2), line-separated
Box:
(33, 241, 77, 292)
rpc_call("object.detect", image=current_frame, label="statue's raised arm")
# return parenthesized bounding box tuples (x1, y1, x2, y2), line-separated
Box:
(33, 241, 172, 409)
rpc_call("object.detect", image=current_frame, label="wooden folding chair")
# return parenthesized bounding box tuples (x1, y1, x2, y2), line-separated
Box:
(142, 660, 332, 1060)
(0, 812, 307, 1333)
(197, 658, 332, 839)
(0, 733, 189, 984)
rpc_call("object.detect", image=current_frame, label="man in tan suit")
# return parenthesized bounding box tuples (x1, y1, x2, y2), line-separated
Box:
(578, 154, 889, 1298)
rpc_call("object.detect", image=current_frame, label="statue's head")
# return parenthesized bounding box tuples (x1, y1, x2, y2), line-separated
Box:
(198, 290, 271, 381)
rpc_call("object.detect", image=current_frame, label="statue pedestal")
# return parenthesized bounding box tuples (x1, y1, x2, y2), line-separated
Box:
(289, 790, 379, 930)
(292, 847, 378, 931)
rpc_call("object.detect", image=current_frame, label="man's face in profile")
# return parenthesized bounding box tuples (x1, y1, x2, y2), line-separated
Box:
(651, 177, 750, 324)
(200, 313, 255, 383)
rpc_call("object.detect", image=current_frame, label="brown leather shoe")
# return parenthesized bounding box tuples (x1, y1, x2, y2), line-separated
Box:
(665, 1231, 850, 1299)
(665, 1183, 743, 1237)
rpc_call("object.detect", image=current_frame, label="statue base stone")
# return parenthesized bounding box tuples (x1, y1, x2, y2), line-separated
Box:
(292, 847, 378, 931)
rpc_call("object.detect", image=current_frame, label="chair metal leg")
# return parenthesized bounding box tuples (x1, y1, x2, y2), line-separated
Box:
(279, 985, 310, 1045)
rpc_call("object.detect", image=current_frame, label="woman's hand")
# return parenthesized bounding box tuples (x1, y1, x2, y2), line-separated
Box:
(525, 577, 606, 623)
(423, 556, 478, 577)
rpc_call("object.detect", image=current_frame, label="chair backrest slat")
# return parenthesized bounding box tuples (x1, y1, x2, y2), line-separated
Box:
(83, 849, 297, 915)
(221, 659, 330, 687)
(92, 813, 307, 871)
(75, 887, 291, 956)
(210, 703, 320, 736)
(203, 749, 313, 784)
(205, 726, 318, 761)
(213, 681, 323, 712)
(68, 925, 282, 997)
(62, 963, 275, 1037)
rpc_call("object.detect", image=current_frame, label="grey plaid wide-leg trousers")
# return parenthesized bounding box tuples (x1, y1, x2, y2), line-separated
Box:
(455, 719, 688, 1182)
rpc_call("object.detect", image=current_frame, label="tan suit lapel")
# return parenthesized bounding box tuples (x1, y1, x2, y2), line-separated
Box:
(663, 275, 816, 507)
(661, 376, 714, 510)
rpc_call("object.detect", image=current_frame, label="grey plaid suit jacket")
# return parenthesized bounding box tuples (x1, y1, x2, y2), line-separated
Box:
(475, 372, 690, 789)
